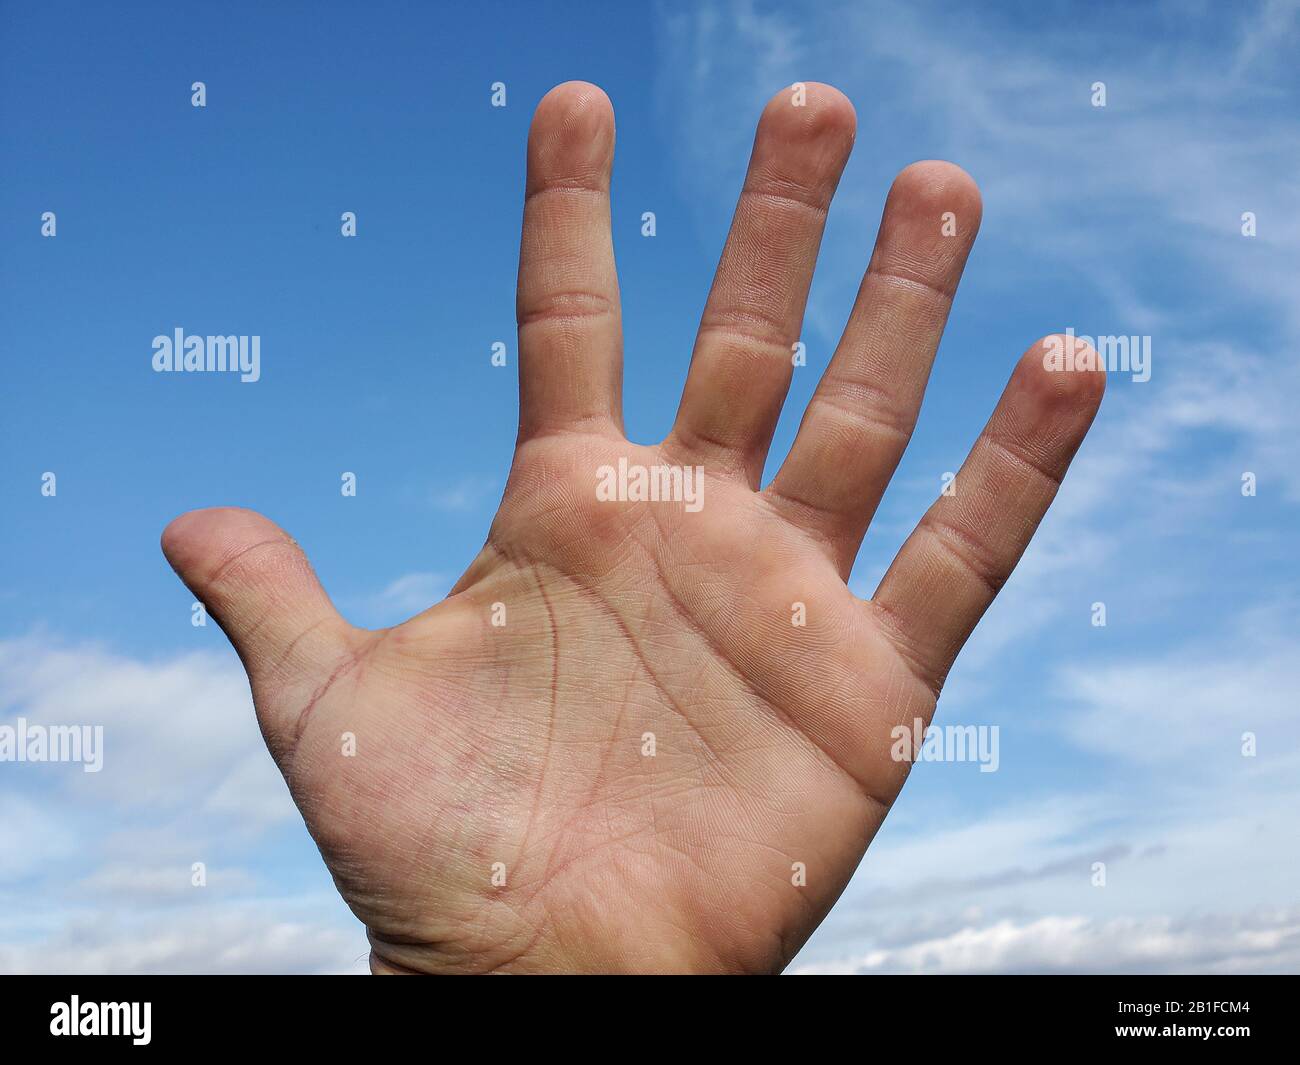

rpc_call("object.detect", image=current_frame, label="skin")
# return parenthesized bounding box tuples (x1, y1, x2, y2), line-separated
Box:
(161, 82, 1105, 974)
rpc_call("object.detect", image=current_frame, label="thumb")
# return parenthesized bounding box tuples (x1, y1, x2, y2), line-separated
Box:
(161, 507, 350, 704)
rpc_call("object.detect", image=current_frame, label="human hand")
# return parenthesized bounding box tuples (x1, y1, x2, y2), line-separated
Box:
(161, 82, 1104, 974)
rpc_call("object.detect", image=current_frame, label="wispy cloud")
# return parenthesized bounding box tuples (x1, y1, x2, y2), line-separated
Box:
(1058, 602, 1300, 767)
(360, 571, 451, 625)
(428, 474, 500, 513)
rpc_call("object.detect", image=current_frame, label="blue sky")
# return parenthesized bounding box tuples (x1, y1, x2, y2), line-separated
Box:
(2, 0, 1297, 972)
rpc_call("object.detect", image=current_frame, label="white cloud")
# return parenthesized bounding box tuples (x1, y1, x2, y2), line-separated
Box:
(203, 748, 298, 823)
(0, 899, 366, 975)
(73, 863, 259, 901)
(0, 637, 290, 824)
(793, 908, 1300, 974)
(0, 635, 363, 973)
(0, 794, 79, 881)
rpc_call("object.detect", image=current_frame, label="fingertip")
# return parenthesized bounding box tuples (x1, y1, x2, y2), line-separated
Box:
(1023, 334, 1108, 412)
(159, 506, 345, 689)
(160, 506, 289, 578)
(759, 81, 857, 148)
(867, 160, 981, 294)
(161, 506, 221, 569)
(528, 81, 615, 190)
(888, 160, 983, 231)
(746, 82, 856, 202)
(534, 80, 614, 125)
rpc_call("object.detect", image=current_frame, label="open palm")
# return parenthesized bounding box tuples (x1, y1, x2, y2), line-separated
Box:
(162, 82, 1104, 974)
